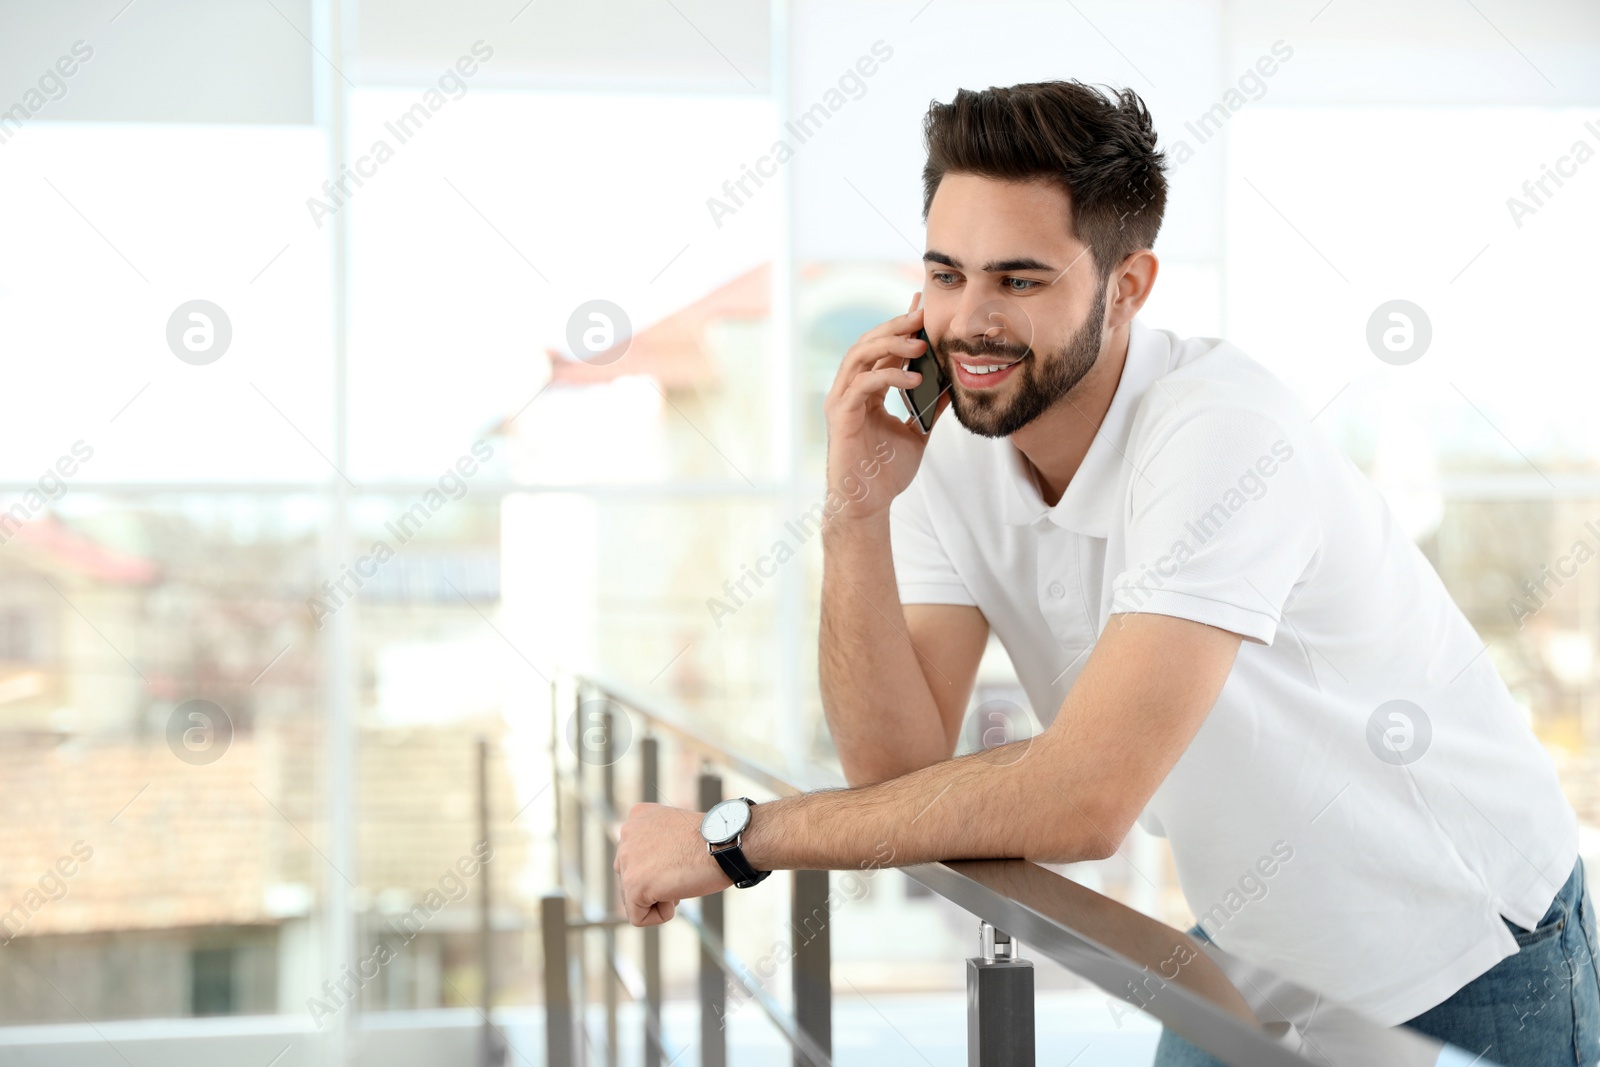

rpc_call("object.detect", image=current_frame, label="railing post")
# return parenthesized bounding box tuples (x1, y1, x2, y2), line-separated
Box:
(601, 705, 619, 1067)
(642, 736, 663, 1067)
(698, 771, 726, 1067)
(573, 687, 589, 1064)
(967, 921, 1034, 1067)
(549, 679, 562, 887)
(477, 738, 506, 1066)
(543, 893, 575, 1067)
(790, 869, 832, 1067)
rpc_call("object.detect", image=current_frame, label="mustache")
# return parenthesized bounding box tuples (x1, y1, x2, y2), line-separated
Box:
(940, 338, 1033, 362)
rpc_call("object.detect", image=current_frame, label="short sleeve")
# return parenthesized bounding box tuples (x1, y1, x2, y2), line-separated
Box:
(1109, 407, 1319, 644)
(889, 475, 978, 607)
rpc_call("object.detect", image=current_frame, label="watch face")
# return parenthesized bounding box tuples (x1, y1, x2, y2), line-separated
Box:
(701, 799, 750, 844)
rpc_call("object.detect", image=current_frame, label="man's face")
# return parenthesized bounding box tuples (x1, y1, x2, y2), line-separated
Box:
(922, 174, 1108, 438)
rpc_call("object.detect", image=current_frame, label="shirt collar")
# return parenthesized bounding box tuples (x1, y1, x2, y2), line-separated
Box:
(1000, 318, 1172, 536)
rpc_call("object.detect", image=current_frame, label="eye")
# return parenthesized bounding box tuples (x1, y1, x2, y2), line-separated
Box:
(930, 271, 958, 286)
(1005, 277, 1042, 293)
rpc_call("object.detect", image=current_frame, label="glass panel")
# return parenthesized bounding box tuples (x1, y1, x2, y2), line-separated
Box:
(344, 493, 531, 1014)
(0, 494, 326, 1021)
(348, 492, 791, 1019)
(1227, 107, 1600, 476)
(0, 126, 334, 485)
(1433, 496, 1600, 759)
(345, 90, 781, 486)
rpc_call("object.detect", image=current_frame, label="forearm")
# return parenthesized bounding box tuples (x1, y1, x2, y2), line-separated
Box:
(741, 736, 1117, 872)
(819, 513, 949, 783)
(618, 615, 1240, 928)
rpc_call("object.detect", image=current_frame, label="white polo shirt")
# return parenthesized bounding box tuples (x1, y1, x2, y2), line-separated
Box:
(889, 317, 1578, 1026)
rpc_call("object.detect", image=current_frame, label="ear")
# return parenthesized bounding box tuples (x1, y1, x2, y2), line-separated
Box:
(1104, 249, 1159, 330)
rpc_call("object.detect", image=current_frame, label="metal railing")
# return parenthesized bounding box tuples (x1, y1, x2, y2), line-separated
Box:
(544, 674, 1471, 1067)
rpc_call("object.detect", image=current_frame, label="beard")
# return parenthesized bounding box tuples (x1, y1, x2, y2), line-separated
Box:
(941, 287, 1108, 439)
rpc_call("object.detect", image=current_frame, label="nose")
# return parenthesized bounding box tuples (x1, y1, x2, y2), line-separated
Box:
(952, 296, 1035, 351)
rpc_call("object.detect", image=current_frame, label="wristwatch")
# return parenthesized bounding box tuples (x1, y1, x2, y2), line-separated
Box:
(699, 797, 771, 888)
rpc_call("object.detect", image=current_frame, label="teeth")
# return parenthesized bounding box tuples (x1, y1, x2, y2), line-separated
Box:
(959, 361, 1017, 376)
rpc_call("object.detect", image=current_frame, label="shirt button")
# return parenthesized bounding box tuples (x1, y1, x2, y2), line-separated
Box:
(1047, 581, 1066, 599)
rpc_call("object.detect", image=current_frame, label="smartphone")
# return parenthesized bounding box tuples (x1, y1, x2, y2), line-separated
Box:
(898, 327, 948, 434)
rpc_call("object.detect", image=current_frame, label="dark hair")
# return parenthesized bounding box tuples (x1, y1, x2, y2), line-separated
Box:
(920, 80, 1167, 278)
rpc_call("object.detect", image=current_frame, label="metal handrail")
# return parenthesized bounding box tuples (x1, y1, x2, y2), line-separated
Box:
(548, 672, 1471, 1067)
(580, 672, 837, 799)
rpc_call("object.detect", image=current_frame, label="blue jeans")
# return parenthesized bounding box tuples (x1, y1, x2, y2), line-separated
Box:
(1153, 858, 1600, 1066)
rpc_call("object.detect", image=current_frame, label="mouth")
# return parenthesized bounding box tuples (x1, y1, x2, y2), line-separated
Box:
(952, 355, 1025, 391)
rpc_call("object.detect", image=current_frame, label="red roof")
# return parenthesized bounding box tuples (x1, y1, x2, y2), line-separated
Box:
(546, 262, 770, 389)
(1, 513, 158, 584)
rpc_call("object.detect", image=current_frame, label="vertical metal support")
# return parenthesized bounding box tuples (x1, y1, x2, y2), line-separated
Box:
(312, 2, 357, 1063)
(966, 922, 1034, 1066)
(549, 679, 562, 888)
(790, 870, 832, 1067)
(601, 707, 618, 1067)
(542, 894, 574, 1067)
(477, 738, 505, 1066)
(770, 0, 805, 774)
(572, 689, 589, 1059)
(698, 772, 726, 1067)
(642, 737, 663, 1067)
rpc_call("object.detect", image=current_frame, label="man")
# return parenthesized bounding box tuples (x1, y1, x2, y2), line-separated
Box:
(616, 80, 1598, 1064)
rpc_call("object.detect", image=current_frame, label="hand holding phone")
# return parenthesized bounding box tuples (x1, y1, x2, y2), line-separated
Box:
(820, 295, 944, 526)
(898, 327, 949, 434)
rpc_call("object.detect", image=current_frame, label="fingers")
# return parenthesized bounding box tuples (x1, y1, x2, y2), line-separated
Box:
(871, 350, 909, 373)
(619, 865, 679, 928)
(623, 885, 652, 926)
(627, 894, 677, 927)
(831, 332, 926, 399)
(825, 290, 925, 409)
(840, 366, 924, 413)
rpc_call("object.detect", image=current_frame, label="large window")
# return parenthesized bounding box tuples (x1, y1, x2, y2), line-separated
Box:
(2, 4, 1598, 1063)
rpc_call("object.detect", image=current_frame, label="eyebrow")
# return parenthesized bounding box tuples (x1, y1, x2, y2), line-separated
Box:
(923, 250, 1059, 273)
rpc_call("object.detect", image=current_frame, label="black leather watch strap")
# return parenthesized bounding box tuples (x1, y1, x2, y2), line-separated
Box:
(710, 842, 771, 888)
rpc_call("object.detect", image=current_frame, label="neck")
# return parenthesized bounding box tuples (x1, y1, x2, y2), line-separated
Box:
(1009, 321, 1131, 507)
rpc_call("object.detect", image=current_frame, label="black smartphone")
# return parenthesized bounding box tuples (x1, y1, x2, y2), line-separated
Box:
(898, 327, 948, 434)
